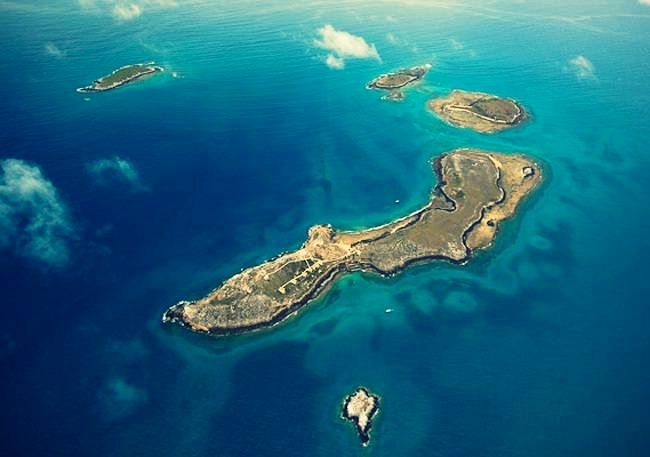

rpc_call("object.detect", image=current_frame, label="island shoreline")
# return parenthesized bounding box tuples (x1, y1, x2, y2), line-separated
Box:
(77, 62, 164, 93)
(162, 149, 543, 337)
(428, 90, 529, 133)
(341, 387, 380, 446)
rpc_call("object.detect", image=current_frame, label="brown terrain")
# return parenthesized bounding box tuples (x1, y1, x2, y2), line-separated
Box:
(367, 64, 431, 100)
(428, 90, 528, 133)
(162, 148, 542, 336)
(341, 387, 380, 446)
(368, 72, 419, 89)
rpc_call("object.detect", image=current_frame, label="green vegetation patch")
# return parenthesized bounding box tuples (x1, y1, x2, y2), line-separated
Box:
(97, 64, 156, 87)
(471, 98, 520, 122)
(373, 74, 416, 89)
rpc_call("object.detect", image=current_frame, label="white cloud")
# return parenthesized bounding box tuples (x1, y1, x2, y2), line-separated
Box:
(87, 156, 146, 191)
(112, 2, 142, 20)
(566, 55, 596, 80)
(314, 24, 380, 69)
(325, 54, 345, 70)
(79, 0, 178, 21)
(640, 0, 650, 6)
(0, 159, 76, 268)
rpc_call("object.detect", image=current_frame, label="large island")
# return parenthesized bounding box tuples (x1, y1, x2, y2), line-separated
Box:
(77, 62, 163, 93)
(163, 149, 541, 335)
(428, 90, 528, 133)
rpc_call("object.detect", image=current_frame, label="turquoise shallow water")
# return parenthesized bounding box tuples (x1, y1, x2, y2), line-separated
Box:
(1, 1, 650, 456)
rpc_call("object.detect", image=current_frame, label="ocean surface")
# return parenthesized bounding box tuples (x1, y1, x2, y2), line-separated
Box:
(1, 1, 650, 456)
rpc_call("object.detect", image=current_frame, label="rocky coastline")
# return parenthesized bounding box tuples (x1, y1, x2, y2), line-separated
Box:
(341, 387, 380, 446)
(367, 64, 431, 100)
(162, 149, 542, 336)
(77, 62, 164, 93)
(428, 90, 528, 133)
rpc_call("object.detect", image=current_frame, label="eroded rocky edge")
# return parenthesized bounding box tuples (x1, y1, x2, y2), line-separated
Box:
(162, 148, 542, 336)
(341, 387, 380, 446)
(428, 90, 528, 133)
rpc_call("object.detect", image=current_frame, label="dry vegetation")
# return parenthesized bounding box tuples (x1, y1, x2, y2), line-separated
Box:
(428, 90, 528, 133)
(163, 149, 541, 335)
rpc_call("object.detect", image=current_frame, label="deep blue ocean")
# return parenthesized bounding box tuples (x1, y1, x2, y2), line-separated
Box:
(2, 1, 650, 456)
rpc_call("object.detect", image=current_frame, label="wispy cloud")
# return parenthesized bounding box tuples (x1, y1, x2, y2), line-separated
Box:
(325, 54, 345, 70)
(314, 24, 380, 70)
(386, 32, 398, 44)
(87, 156, 146, 191)
(79, 0, 178, 21)
(449, 38, 464, 50)
(448, 38, 476, 57)
(0, 159, 76, 268)
(112, 2, 142, 20)
(566, 55, 596, 80)
(44, 42, 65, 58)
(97, 376, 148, 422)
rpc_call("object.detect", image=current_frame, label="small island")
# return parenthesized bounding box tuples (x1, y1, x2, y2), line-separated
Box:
(341, 387, 380, 446)
(428, 90, 528, 133)
(77, 62, 163, 93)
(162, 148, 542, 336)
(367, 64, 431, 100)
